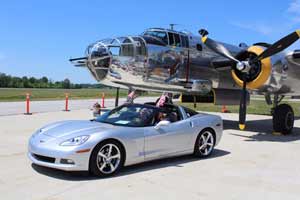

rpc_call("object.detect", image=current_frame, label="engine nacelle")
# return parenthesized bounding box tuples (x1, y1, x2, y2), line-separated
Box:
(180, 89, 250, 105)
(231, 45, 272, 90)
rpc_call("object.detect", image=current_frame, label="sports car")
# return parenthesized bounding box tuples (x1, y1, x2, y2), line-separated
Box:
(28, 103, 223, 177)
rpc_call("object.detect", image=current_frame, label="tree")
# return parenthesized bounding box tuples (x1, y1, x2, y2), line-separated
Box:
(0, 73, 8, 87)
(22, 76, 29, 88)
(0, 73, 100, 89)
(41, 76, 48, 84)
(62, 78, 71, 89)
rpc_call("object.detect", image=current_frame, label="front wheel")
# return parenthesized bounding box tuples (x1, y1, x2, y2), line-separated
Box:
(194, 129, 215, 157)
(89, 140, 125, 177)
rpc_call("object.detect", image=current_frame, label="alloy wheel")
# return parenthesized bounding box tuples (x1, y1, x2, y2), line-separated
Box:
(96, 143, 121, 174)
(198, 131, 214, 156)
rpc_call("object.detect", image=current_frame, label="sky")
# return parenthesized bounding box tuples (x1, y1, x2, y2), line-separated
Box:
(0, 0, 300, 83)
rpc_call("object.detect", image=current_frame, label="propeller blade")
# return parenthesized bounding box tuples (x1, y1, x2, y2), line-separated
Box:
(253, 30, 300, 62)
(239, 74, 247, 130)
(199, 29, 241, 64)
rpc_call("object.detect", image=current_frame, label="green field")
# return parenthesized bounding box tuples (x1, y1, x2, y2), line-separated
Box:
(0, 88, 134, 102)
(179, 100, 300, 116)
(1, 88, 299, 116)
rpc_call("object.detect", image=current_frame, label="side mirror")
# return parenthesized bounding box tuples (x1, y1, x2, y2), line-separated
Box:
(154, 120, 171, 129)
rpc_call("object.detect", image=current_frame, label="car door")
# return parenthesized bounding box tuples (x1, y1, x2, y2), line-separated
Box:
(144, 113, 193, 160)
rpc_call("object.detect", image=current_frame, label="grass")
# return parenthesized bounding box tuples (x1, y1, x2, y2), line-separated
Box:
(0, 88, 157, 102)
(1, 88, 299, 116)
(178, 100, 300, 116)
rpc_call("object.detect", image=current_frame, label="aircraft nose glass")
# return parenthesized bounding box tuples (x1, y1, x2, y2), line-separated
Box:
(85, 36, 147, 81)
(86, 42, 112, 80)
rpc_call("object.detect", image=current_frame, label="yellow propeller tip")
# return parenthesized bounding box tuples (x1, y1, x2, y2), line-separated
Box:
(201, 36, 208, 43)
(239, 124, 245, 130)
(296, 30, 300, 37)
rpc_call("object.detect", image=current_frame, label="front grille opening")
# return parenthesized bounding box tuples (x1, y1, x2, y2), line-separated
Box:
(33, 154, 55, 163)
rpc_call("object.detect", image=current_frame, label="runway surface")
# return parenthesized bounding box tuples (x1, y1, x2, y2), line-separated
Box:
(0, 108, 300, 200)
(0, 96, 158, 116)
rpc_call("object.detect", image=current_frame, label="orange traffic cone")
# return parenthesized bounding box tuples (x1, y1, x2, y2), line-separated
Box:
(221, 105, 230, 113)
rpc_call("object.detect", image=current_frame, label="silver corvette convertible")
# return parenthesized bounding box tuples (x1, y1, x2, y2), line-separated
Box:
(28, 103, 223, 177)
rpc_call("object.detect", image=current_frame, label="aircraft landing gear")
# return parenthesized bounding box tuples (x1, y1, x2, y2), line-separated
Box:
(271, 95, 294, 135)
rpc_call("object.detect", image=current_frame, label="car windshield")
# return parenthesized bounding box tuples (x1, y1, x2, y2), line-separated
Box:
(96, 104, 157, 127)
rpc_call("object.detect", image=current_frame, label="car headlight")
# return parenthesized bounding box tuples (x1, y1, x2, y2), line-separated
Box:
(60, 136, 90, 146)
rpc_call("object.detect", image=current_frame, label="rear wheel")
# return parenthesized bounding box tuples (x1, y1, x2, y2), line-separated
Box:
(89, 140, 125, 177)
(194, 129, 215, 157)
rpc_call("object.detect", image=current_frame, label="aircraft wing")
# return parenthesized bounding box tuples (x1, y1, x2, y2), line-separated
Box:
(285, 50, 300, 66)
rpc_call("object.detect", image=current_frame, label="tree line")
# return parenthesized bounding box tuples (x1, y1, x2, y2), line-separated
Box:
(0, 73, 101, 89)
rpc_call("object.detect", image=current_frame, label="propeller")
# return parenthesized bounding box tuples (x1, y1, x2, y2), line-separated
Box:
(199, 29, 241, 64)
(199, 29, 300, 130)
(252, 30, 300, 63)
(238, 74, 247, 130)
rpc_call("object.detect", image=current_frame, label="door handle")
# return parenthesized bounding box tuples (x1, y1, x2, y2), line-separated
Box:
(190, 121, 194, 127)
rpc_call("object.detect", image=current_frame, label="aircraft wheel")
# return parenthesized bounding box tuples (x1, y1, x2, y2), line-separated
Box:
(272, 104, 294, 135)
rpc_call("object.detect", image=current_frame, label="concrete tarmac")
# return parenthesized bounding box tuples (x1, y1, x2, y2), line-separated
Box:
(0, 109, 300, 200)
(0, 97, 158, 116)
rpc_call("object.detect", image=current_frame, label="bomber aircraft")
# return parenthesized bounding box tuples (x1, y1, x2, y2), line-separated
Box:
(70, 26, 300, 135)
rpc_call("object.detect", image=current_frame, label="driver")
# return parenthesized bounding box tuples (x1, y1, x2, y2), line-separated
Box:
(155, 111, 170, 125)
(139, 108, 154, 125)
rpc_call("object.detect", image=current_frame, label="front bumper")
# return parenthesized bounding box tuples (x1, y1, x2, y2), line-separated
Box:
(28, 140, 92, 171)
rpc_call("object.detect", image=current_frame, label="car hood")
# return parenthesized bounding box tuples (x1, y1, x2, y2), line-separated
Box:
(40, 120, 115, 138)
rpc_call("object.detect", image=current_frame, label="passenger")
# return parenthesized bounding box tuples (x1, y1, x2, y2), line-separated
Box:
(168, 112, 178, 122)
(156, 92, 173, 107)
(156, 94, 166, 107)
(126, 90, 137, 104)
(93, 102, 101, 117)
(139, 108, 154, 126)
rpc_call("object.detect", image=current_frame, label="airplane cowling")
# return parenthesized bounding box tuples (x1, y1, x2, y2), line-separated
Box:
(231, 45, 272, 90)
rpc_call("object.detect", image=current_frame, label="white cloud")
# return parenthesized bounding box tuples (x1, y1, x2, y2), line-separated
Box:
(230, 0, 300, 37)
(287, 0, 300, 23)
(288, 0, 300, 14)
(229, 21, 273, 36)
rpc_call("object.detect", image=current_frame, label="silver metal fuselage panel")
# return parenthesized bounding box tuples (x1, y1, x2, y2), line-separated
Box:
(72, 28, 300, 96)
(85, 34, 241, 94)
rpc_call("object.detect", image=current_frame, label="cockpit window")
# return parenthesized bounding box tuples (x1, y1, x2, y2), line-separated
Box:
(180, 35, 189, 48)
(168, 32, 175, 46)
(174, 34, 181, 47)
(132, 37, 147, 56)
(120, 38, 134, 57)
(168, 33, 181, 47)
(143, 31, 168, 45)
(180, 35, 186, 48)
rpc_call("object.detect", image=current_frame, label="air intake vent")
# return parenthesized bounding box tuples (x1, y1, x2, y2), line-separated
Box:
(33, 154, 55, 163)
